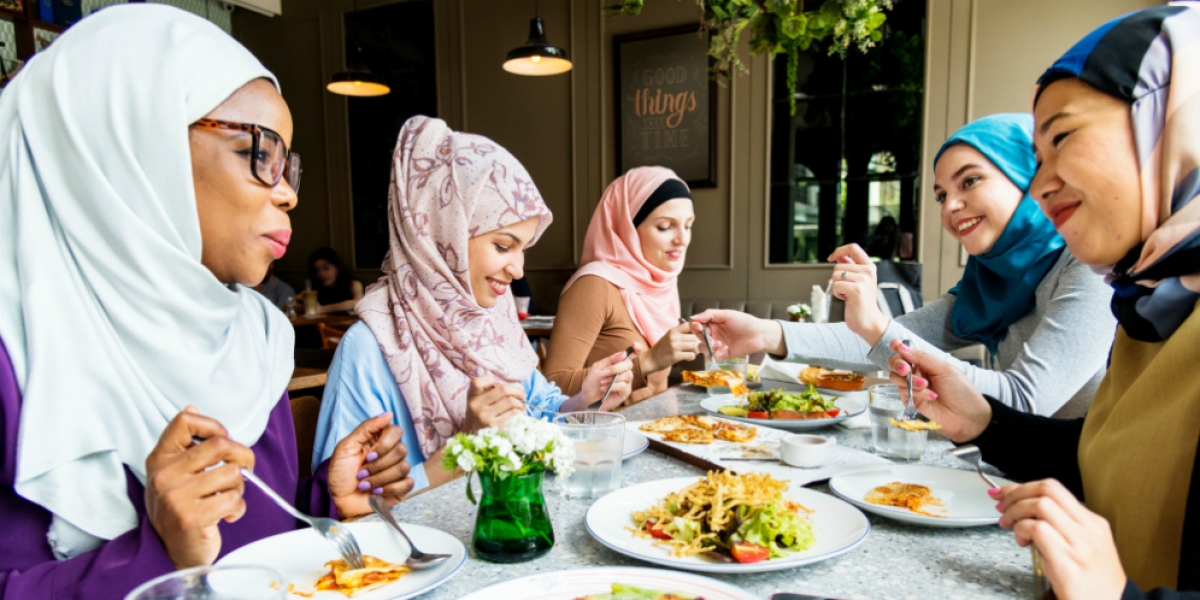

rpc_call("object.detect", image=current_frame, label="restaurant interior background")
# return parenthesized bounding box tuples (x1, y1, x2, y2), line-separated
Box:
(12, 0, 1155, 313)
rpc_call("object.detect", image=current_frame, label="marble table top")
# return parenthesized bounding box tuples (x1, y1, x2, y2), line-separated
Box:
(374, 386, 1034, 600)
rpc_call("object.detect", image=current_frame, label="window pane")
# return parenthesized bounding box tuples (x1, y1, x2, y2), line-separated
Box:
(346, 0, 437, 270)
(768, 0, 925, 264)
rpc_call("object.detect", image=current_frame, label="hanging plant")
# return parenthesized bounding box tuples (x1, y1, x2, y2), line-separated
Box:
(604, 0, 894, 115)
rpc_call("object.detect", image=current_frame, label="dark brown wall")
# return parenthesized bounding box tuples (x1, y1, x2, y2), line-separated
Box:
(234, 0, 831, 314)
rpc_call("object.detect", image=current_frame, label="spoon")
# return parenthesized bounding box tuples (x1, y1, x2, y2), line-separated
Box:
(368, 495, 451, 570)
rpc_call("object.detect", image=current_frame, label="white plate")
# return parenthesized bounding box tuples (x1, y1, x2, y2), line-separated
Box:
(699, 393, 867, 431)
(216, 521, 466, 599)
(624, 430, 649, 459)
(828, 464, 1018, 528)
(455, 566, 759, 600)
(586, 476, 870, 573)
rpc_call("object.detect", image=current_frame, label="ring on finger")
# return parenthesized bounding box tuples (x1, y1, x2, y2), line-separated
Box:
(840, 271, 848, 281)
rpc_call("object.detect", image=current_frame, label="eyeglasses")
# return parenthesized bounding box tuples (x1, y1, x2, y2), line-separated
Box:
(192, 118, 302, 193)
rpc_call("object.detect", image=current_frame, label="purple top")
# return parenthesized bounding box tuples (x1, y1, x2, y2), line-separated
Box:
(0, 336, 337, 599)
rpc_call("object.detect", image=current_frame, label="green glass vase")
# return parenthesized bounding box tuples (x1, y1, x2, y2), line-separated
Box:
(471, 470, 555, 563)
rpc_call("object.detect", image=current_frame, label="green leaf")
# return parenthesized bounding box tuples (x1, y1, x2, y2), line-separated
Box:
(466, 471, 477, 505)
(868, 11, 887, 28)
(711, 5, 730, 19)
(870, 29, 883, 42)
(781, 14, 807, 39)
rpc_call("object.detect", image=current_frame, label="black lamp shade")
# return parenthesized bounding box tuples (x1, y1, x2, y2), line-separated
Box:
(327, 67, 391, 97)
(503, 16, 572, 76)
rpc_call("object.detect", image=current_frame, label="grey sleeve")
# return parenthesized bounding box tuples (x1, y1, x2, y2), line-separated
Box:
(871, 259, 1115, 415)
(780, 294, 970, 373)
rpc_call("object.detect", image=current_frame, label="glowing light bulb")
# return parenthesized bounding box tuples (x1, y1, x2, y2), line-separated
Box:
(530, 55, 541, 63)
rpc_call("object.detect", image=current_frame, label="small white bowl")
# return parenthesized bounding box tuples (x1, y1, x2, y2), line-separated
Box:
(781, 434, 836, 468)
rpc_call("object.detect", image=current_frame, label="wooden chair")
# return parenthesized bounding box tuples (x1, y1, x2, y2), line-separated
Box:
(290, 395, 321, 478)
(535, 338, 549, 371)
(316, 322, 350, 350)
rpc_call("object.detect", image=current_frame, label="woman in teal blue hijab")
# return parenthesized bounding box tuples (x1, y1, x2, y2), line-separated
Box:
(693, 113, 1115, 416)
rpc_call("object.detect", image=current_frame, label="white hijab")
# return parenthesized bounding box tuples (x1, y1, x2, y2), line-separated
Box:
(0, 5, 293, 558)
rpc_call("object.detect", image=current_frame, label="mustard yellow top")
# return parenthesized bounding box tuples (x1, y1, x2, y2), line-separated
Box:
(1079, 299, 1200, 589)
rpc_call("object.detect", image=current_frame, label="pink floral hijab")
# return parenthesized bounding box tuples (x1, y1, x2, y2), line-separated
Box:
(356, 116, 552, 456)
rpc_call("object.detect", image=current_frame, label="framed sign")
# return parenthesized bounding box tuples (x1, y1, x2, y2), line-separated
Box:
(614, 25, 717, 188)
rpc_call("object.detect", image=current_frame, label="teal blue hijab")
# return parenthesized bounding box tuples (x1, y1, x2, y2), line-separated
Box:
(938, 114, 1065, 355)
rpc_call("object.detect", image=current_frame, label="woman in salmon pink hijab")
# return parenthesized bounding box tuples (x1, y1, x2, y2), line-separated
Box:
(544, 166, 704, 406)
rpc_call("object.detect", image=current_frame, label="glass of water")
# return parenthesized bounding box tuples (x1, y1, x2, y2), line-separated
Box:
(706, 356, 748, 395)
(868, 384, 904, 454)
(553, 411, 625, 500)
(125, 565, 285, 600)
(868, 383, 927, 461)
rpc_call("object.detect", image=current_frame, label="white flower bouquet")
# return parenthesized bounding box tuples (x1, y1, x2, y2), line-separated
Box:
(442, 414, 576, 504)
(787, 303, 812, 322)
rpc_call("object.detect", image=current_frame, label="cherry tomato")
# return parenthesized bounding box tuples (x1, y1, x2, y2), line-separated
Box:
(730, 541, 769, 563)
(747, 411, 769, 419)
(647, 522, 672, 540)
(826, 409, 841, 418)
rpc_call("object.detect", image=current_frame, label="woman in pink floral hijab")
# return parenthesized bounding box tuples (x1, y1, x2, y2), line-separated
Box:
(313, 116, 634, 490)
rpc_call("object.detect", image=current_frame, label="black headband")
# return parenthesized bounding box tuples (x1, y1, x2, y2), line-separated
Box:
(632, 179, 693, 227)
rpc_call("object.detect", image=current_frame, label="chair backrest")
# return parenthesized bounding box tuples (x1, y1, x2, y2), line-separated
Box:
(874, 260, 923, 318)
(290, 395, 321, 478)
(316, 322, 350, 350)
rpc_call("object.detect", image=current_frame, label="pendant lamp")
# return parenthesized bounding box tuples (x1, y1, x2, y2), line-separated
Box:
(503, 3, 571, 76)
(328, 0, 390, 96)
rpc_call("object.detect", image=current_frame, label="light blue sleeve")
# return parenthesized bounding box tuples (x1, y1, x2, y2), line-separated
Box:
(524, 369, 570, 419)
(313, 322, 430, 492)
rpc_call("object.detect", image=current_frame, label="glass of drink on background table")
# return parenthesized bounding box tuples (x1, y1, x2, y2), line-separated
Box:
(553, 412, 625, 500)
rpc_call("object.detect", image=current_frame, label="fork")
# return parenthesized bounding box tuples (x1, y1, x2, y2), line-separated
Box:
(681, 317, 715, 359)
(597, 346, 635, 407)
(241, 469, 366, 570)
(190, 435, 365, 569)
(901, 338, 919, 422)
(368, 495, 451, 570)
(947, 445, 1052, 597)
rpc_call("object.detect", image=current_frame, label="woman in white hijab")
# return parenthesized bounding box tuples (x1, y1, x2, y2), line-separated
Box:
(0, 5, 411, 597)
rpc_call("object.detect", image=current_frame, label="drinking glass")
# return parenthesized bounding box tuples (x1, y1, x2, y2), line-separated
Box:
(705, 355, 748, 395)
(868, 384, 904, 454)
(553, 411, 625, 500)
(124, 565, 285, 600)
(868, 383, 927, 461)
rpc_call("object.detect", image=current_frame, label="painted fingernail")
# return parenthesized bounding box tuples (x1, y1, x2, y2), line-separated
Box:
(929, 391, 939, 400)
(914, 377, 928, 387)
(375, 412, 390, 419)
(366, 452, 379, 462)
(357, 469, 369, 479)
(995, 502, 1003, 511)
(372, 487, 384, 495)
(987, 487, 1001, 496)
(358, 481, 371, 491)
(900, 343, 911, 352)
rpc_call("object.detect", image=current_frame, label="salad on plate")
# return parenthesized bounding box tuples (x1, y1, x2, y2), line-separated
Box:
(717, 386, 840, 420)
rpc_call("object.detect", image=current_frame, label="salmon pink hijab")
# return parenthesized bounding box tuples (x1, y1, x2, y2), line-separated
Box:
(563, 167, 689, 346)
(356, 116, 552, 457)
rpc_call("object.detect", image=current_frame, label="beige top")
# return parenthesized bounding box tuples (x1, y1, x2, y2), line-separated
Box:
(543, 275, 669, 406)
(1078, 299, 1200, 590)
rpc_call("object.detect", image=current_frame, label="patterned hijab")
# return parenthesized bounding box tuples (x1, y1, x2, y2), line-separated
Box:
(356, 116, 552, 457)
(1036, 3, 1200, 342)
(562, 167, 689, 346)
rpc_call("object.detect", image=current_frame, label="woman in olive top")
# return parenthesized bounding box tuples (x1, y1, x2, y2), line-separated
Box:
(886, 6, 1200, 599)
(544, 167, 705, 405)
